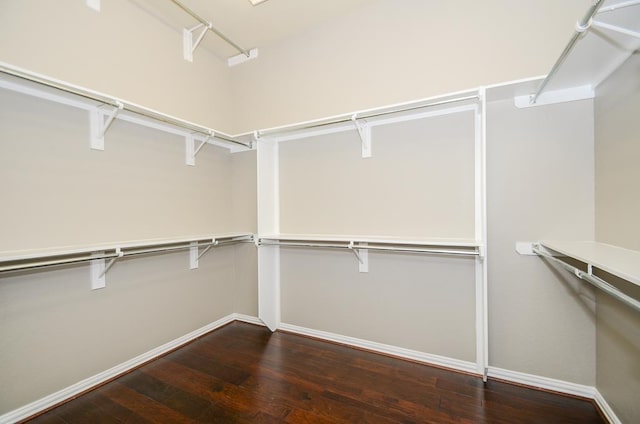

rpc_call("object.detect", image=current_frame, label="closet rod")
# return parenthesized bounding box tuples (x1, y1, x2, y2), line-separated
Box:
(0, 237, 252, 273)
(0, 64, 251, 149)
(257, 94, 479, 137)
(530, 0, 605, 104)
(170, 0, 250, 57)
(259, 240, 479, 257)
(533, 246, 640, 313)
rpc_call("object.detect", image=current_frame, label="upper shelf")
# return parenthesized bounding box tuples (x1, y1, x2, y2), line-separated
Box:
(0, 62, 252, 158)
(528, 0, 640, 105)
(540, 240, 640, 287)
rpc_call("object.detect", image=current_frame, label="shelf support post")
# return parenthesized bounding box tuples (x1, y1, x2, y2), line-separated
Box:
(351, 114, 372, 158)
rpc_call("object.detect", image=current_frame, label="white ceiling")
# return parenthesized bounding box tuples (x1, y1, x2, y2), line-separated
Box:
(131, 0, 377, 59)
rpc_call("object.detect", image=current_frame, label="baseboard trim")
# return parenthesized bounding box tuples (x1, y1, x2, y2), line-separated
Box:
(232, 313, 265, 327)
(487, 366, 595, 399)
(278, 322, 478, 375)
(488, 367, 621, 424)
(593, 388, 622, 424)
(0, 313, 255, 424)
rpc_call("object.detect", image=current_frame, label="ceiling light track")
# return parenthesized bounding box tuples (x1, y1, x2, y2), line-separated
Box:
(169, 0, 254, 63)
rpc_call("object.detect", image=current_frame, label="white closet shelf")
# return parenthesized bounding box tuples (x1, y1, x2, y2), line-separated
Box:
(260, 233, 479, 247)
(0, 232, 254, 272)
(0, 62, 252, 157)
(525, 0, 640, 106)
(539, 240, 640, 287)
(258, 234, 480, 257)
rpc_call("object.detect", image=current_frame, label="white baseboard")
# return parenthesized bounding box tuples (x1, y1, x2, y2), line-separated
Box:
(488, 367, 620, 424)
(0, 313, 257, 424)
(232, 313, 265, 327)
(593, 388, 622, 424)
(487, 366, 596, 398)
(278, 322, 478, 375)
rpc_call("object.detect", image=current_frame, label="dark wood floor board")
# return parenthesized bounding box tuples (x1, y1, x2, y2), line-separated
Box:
(143, 357, 292, 420)
(25, 321, 605, 424)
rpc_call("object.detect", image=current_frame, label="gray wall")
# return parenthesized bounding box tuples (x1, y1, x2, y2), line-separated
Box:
(0, 86, 257, 414)
(594, 52, 640, 424)
(487, 98, 596, 384)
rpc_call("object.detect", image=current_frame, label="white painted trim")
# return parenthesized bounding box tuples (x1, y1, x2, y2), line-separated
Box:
(278, 322, 478, 375)
(487, 366, 595, 398)
(593, 388, 622, 424)
(488, 367, 620, 423)
(0, 314, 247, 424)
(232, 313, 265, 326)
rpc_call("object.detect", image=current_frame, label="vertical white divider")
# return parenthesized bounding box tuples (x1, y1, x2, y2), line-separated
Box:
(90, 252, 106, 290)
(257, 137, 281, 331)
(474, 88, 489, 380)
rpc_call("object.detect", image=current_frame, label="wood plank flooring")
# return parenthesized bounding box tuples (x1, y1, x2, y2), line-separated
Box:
(25, 322, 605, 423)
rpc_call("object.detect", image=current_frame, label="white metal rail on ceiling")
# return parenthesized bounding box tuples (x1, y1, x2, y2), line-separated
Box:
(0, 62, 252, 166)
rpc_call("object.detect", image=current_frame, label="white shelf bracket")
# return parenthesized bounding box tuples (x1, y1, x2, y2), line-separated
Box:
(186, 131, 213, 166)
(591, 20, 640, 40)
(348, 241, 369, 273)
(89, 101, 123, 150)
(90, 248, 122, 290)
(190, 239, 217, 269)
(351, 114, 372, 158)
(183, 23, 211, 62)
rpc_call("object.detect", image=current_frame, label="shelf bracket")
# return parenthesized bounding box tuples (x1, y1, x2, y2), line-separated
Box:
(186, 131, 213, 166)
(183, 22, 211, 62)
(351, 114, 372, 158)
(89, 101, 123, 150)
(190, 239, 217, 269)
(349, 241, 369, 273)
(90, 248, 122, 290)
(591, 20, 640, 40)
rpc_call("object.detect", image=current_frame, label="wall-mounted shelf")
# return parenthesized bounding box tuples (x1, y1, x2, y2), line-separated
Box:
(518, 0, 640, 107)
(0, 62, 253, 166)
(517, 240, 640, 313)
(0, 233, 254, 290)
(539, 241, 640, 287)
(259, 234, 480, 273)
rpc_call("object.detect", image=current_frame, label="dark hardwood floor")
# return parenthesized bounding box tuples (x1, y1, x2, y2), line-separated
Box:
(25, 322, 605, 423)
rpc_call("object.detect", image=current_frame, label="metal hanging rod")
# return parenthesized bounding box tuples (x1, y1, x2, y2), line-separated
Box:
(257, 94, 479, 138)
(533, 245, 640, 313)
(0, 63, 251, 149)
(170, 0, 250, 57)
(530, 0, 606, 104)
(258, 239, 479, 257)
